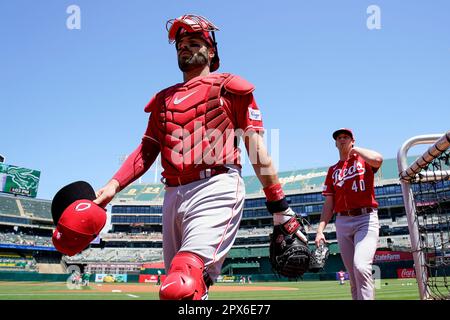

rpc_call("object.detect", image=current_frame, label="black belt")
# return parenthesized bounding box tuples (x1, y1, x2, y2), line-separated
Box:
(163, 166, 229, 187)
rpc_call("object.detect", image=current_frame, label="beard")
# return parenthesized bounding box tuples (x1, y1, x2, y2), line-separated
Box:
(178, 51, 209, 72)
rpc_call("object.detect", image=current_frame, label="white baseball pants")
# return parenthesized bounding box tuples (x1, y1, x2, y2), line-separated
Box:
(335, 210, 380, 300)
(162, 165, 245, 281)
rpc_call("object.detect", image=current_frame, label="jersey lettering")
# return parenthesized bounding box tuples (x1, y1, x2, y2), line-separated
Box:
(322, 155, 378, 212)
(331, 160, 365, 187)
(351, 180, 366, 192)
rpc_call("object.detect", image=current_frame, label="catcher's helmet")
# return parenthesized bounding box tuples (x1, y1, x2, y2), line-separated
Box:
(166, 14, 220, 72)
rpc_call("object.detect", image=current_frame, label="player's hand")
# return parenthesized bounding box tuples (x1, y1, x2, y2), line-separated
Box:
(93, 179, 120, 208)
(273, 208, 308, 243)
(349, 146, 359, 157)
(315, 231, 327, 247)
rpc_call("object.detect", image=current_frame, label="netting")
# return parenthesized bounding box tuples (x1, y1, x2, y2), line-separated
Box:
(410, 149, 450, 299)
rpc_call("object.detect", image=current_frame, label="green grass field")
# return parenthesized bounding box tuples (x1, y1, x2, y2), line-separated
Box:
(0, 279, 420, 300)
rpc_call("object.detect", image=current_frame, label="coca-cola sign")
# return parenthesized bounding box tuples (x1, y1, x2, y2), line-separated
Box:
(397, 268, 416, 278)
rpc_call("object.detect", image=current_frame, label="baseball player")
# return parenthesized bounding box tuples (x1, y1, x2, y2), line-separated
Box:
(315, 128, 383, 300)
(82, 272, 90, 286)
(93, 14, 304, 300)
(156, 270, 161, 286)
(338, 270, 346, 285)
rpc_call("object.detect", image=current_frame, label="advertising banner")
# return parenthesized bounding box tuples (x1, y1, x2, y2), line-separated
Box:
(139, 274, 157, 283)
(0, 244, 56, 251)
(95, 273, 128, 283)
(374, 251, 413, 263)
(397, 268, 416, 278)
(216, 275, 236, 283)
(138, 274, 167, 283)
(139, 274, 166, 283)
(0, 163, 40, 198)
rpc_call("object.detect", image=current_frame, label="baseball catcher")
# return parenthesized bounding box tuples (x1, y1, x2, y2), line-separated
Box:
(93, 13, 293, 300)
(91, 13, 327, 299)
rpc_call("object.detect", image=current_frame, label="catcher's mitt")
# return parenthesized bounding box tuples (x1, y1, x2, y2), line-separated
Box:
(269, 216, 311, 278)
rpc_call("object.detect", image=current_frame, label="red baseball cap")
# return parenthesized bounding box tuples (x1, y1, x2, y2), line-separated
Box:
(51, 181, 106, 257)
(332, 128, 354, 140)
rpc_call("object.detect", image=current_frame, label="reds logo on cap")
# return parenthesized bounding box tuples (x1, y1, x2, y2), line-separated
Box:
(75, 202, 91, 212)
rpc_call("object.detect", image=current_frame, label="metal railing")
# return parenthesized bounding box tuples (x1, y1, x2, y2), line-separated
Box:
(397, 130, 450, 300)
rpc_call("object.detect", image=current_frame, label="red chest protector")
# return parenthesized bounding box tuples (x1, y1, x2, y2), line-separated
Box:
(145, 73, 254, 179)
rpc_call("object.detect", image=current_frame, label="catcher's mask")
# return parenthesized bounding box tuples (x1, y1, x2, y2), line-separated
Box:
(166, 14, 220, 72)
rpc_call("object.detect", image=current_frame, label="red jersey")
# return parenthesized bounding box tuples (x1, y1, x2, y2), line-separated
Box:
(143, 73, 264, 180)
(322, 154, 378, 213)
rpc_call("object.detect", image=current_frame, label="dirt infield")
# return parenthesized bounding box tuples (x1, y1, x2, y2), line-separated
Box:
(92, 283, 298, 293)
(0, 281, 298, 294)
(0, 280, 421, 299)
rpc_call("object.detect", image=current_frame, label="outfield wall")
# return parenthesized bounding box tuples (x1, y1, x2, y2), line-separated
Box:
(0, 259, 424, 283)
(0, 271, 68, 282)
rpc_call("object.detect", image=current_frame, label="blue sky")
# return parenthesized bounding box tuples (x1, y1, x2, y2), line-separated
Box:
(1, 0, 449, 200)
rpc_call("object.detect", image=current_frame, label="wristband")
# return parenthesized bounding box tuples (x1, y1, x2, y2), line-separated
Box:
(265, 197, 289, 214)
(263, 183, 285, 202)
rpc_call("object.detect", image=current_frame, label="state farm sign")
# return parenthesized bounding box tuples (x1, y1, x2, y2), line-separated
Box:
(397, 268, 416, 278)
(374, 251, 413, 263)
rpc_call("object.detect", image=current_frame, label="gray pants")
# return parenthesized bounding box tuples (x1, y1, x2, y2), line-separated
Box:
(162, 166, 245, 281)
(335, 210, 380, 300)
